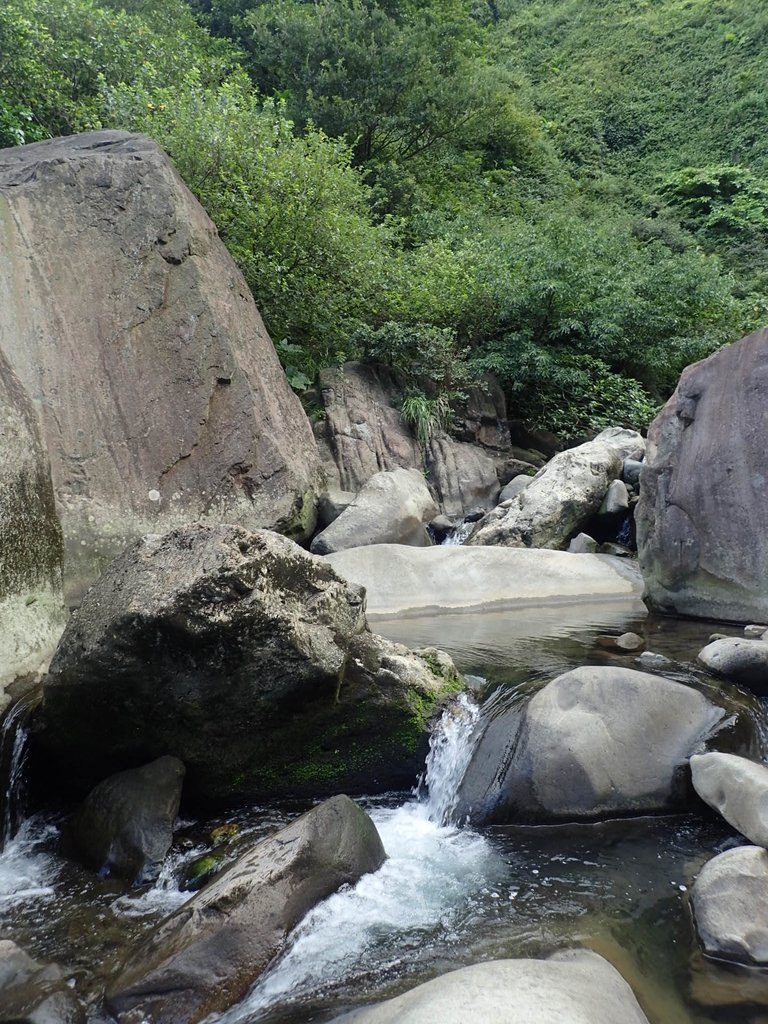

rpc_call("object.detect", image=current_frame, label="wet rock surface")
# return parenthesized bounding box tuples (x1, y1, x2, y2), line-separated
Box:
(107, 795, 386, 1024)
(0, 940, 85, 1024)
(332, 950, 650, 1024)
(68, 756, 185, 884)
(691, 752, 768, 847)
(38, 525, 460, 802)
(455, 666, 735, 825)
(692, 845, 768, 965)
(697, 638, 768, 693)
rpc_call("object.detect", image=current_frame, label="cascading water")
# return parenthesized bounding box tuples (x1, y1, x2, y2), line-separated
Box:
(0, 689, 40, 850)
(216, 694, 501, 1023)
(441, 521, 474, 546)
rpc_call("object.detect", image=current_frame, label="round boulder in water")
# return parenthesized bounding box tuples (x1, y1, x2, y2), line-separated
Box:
(692, 846, 768, 965)
(455, 666, 740, 826)
(331, 950, 650, 1024)
(697, 637, 768, 694)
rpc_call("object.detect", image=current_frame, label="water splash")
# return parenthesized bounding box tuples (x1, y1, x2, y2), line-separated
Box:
(441, 521, 474, 546)
(0, 690, 40, 849)
(0, 816, 58, 906)
(421, 693, 481, 825)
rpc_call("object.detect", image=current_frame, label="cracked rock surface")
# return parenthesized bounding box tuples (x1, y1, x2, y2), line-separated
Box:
(0, 131, 321, 600)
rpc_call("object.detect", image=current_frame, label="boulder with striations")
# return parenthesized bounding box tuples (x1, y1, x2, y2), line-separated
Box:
(0, 131, 322, 600)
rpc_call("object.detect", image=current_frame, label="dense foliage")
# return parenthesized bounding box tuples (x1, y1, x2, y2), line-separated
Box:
(1, 0, 765, 439)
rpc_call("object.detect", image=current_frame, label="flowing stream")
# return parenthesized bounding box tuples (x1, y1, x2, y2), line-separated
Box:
(1, 603, 768, 1023)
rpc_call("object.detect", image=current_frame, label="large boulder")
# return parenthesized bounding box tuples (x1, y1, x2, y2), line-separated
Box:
(469, 429, 644, 548)
(68, 756, 185, 884)
(107, 795, 386, 1024)
(0, 350, 65, 704)
(425, 437, 500, 516)
(0, 940, 85, 1024)
(637, 328, 768, 623)
(332, 951, 650, 1024)
(311, 468, 438, 554)
(691, 752, 768, 847)
(0, 131, 322, 600)
(455, 666, 737, 826)
(326, 545, 642, 617)
(697, 637, 768, 694)
(37, 525, 461, 802)
(692, 845, 768, 965)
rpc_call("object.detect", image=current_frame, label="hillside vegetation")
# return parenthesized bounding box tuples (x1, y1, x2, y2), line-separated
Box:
(1, 0, 765, 439)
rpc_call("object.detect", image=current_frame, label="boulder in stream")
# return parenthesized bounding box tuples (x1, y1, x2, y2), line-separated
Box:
(469, 428, 643, 549)
(331, 950, 650, 1024)
(697, 637, 768, 694)
(68, 756, 185, 884)
(0, 940, 85, 1024)
(637, 327, 768, 623)
(38, 525, 462, 803)
(691, 752, 768, 847)
(455, 665, 740, 825)
(107, 795, 386, 1024)
(311, 468, 438, 554)
(692, 845, 768, 965)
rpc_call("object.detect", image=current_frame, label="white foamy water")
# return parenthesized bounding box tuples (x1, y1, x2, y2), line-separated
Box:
(110, 843, 203, 919)
(0, 816, 59, 905)
(217, 696, 496, 1022)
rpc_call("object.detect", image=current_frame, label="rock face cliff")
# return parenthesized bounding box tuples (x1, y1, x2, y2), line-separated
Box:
(0, 350, 65, 699)
(636, 328, 768, 622)
(0, 131, 322, 599)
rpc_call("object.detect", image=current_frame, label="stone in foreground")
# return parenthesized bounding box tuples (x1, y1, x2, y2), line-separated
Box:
(637, 328, 768, 623)
(0, 940, 85, 1024)
(69, 756, 185, 884)
(692, 846, 768, 965)
(0, 131, 322, 599)
(691, 752, 768, 848)
(39, 525, 461, 802)
(107, 796, 385, 1024)
(332, 950, 650, 1024)
(697, 638, 768, 694)
(455, 666, 733, 825)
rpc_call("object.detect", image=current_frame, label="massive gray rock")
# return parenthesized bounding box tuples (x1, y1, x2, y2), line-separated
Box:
(333, 951, 650, 1024)
(38, 525, 461, 802)
(69, 756, 185, 884)
(316, 362, 501, 517)
(107, 795, 386, 1024)
(691, 752, 768, 847)
(692, 845, 768, 965)
(455, 666, 735, 826)
(0, 350, 66, 703)
(697, 637, 768, 693)
(0, 940, 85, 1024)
(0, 131, 322, 600)
(311, 468, 438, 554)
(637, 328, 768, 622)
(470, 429, 644, 549)
(326, 545, 643, 617)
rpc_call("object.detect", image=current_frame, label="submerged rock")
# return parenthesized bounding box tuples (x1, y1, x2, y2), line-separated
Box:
(692, 846, 768, 965)
(691, 752, 768, 847)
(637, 327, 768, 623)
(469, 429, 643, 549)
(69, 756, 185, 884)
(0, 940, 85, 1024)
(38, 525, 461, 802)
(0, 131, 322, 600)
(455, 666, 734, 826)
(107, 795, 386, 1024)
(311, 468, 437, 554)
(332, 950, 650, 1024)
(697, 638, 768, 694)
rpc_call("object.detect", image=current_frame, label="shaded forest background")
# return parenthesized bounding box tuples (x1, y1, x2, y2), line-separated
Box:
(2, 0, 766, 440)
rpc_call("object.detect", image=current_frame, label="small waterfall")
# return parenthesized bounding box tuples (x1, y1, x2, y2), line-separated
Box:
(0, 690, 40, 850)
(421, 693, 481, 825)
(441, 521, 474, 546)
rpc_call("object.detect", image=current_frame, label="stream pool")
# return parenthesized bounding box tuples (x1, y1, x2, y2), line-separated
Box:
(2, 598, 767, 1023)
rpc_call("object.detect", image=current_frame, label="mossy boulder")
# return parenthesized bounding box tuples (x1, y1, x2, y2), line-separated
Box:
(37, 524, 462, 804)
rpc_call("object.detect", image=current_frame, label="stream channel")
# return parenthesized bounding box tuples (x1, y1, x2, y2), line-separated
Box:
(2, 597, 768, 1023)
